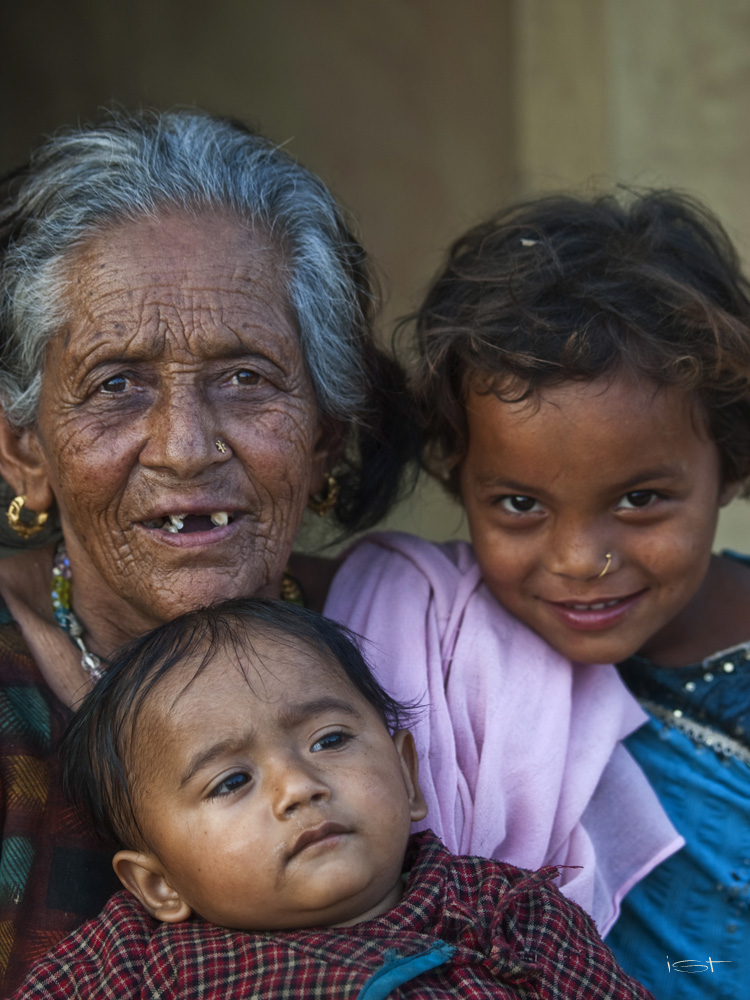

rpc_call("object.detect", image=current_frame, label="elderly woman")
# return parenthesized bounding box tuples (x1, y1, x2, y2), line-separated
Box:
(0, 109, 415, 991)
(0, 109, 675, 994)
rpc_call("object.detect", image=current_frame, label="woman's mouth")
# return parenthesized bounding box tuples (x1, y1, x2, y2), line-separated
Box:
(142, 512, 233, 533)
(544, 591, 646, 631)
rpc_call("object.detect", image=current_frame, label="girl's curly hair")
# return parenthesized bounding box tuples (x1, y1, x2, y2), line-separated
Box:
(410, 189, 750, 495)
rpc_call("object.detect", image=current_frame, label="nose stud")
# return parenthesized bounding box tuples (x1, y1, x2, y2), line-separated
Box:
(215, 439, 228, 455)
(598, 553, 613, 579)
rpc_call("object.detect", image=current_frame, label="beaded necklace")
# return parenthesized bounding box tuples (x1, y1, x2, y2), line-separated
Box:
(51, 542, 104, 682)
(51, 541, 306, 683)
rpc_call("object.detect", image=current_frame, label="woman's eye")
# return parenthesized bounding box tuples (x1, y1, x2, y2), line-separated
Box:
(210, 772, 250, 798)
(617, 491, 658, 510)
(497, 495, 543, 514)
(232, 369, 262, 386)
(311, 731, 351, 753)
(99, 374, 130, 394)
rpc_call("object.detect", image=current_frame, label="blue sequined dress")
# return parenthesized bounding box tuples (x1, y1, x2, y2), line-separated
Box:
(607, 627, 750, 999)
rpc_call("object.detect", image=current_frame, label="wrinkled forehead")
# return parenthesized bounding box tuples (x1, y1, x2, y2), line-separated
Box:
(39, 208, 308, 390)
(58, 208, 290, 330)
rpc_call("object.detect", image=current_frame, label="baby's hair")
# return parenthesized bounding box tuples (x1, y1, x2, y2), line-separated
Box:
(60, 598, 416, 851)
(410, 188, 750, 495)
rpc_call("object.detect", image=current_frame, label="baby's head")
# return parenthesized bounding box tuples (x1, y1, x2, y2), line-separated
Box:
(61, 598, 426, 930)
(412, 190, 750, 664)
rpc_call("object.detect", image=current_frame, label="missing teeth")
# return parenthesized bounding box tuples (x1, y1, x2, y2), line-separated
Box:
(147, 512, 232, 532)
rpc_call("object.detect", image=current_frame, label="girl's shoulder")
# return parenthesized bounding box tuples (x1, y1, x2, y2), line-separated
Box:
(701, 550, 750, 657)
(289, 535, 478, 615)
(337, 530, 478, 577)
(620, 551, 750, 756)
(721, 548, 750, 571)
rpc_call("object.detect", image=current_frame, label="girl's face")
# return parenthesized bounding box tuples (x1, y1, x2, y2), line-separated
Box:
(459, 373, 737, 666)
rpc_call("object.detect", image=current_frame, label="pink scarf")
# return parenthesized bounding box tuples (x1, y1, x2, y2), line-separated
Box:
(324, 532, 682, 934)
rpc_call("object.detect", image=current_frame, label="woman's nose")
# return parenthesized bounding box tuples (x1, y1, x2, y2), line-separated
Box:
(140, 384, 226, 478)
(270, 759, 331, 818)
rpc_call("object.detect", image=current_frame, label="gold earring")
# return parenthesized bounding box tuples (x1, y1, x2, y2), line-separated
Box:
(307, 473, 340, 517)
(597, 553, 613, 579)
(7, 495, 49, 539)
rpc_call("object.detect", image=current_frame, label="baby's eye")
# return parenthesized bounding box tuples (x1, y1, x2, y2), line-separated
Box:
(99, 374, 130, 394)
(617, 491, 659, 510)
(497, 495, 543, 514)
(210, 772, 250, 798)
(311, 731, 351, 753)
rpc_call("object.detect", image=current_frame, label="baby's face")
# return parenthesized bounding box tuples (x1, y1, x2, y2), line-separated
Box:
(121, 636, 425, 930)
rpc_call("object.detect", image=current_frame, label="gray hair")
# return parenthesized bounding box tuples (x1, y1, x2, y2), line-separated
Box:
(0, 108, 373, 428)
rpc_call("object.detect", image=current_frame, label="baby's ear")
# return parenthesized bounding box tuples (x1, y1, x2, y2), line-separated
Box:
(392, 729, 428, 823)
(113, 850, 192, 924)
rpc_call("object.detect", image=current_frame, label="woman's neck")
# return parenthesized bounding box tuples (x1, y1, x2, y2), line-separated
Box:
(0, 545, 95, 708)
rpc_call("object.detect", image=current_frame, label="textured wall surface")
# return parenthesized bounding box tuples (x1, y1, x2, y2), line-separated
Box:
(2, 0, 750, 546)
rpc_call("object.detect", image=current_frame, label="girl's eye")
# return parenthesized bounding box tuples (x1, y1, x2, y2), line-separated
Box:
(232, 369, 262, 386)
(311, 731, 351, 753)
(210, 772, 250, 798)
(617, 490, 659, 510)
(497, 495, 543, 514)
(99, 374, 130, 394)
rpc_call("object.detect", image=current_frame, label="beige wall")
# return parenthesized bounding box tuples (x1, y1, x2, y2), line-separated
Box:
(513, 0, 750, 551)
(3, 0, 750, 549)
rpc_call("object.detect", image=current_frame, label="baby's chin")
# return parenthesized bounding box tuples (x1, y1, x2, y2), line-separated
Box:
(213, 877, 407, 933)
(330, 876, 406, 927)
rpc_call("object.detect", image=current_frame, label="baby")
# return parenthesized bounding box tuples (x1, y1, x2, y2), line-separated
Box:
(14, 599, 651, 998)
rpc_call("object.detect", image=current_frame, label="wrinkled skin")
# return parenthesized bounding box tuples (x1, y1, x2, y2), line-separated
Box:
(6, 210, 330, 651)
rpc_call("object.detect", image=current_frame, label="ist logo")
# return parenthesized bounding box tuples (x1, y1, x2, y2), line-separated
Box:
(666, 956, 732, 974)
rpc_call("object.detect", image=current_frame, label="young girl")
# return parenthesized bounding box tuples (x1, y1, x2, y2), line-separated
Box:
(408, 189, 750, 999)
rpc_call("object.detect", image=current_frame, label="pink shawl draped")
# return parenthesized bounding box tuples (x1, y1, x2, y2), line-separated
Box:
(324, 532, 682, 934)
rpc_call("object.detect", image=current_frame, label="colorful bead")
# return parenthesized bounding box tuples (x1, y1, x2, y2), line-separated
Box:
(51, 541, 103, 682)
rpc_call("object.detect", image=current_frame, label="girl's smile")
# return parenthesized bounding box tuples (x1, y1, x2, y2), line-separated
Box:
(544, 590, 648, 632)
(459, 374, 739, 666)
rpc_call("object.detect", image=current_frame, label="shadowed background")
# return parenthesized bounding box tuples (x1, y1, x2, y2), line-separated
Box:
(3, 0, 750, 548)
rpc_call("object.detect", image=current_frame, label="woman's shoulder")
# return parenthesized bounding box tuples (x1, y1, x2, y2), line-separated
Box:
(0, 546, 53, 610)
(0, 548, 57, 682)
(286, 552, 342, 614)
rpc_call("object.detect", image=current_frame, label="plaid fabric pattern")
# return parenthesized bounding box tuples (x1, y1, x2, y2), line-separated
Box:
(0, 608, 120, 996)
(13, 832, 654, 999)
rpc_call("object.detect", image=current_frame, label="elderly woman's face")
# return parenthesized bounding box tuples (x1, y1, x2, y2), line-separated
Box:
(26, 211, 326, 629)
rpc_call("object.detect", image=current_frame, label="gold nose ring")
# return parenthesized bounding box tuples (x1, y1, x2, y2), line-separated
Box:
(598, 553, 613, 579)
(215, 439, 227, 455)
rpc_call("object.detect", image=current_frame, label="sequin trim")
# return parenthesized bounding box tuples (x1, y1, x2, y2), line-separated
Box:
(642, 699, 750, 766)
